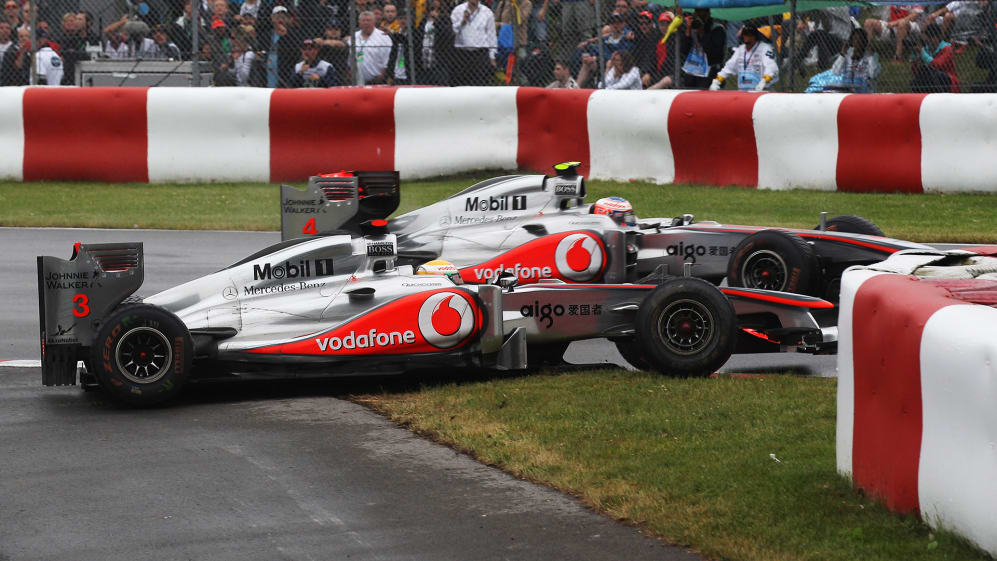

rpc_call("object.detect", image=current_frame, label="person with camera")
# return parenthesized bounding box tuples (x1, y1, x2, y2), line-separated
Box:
(710, 23, 778, 91)
(678, 7, 725, 89)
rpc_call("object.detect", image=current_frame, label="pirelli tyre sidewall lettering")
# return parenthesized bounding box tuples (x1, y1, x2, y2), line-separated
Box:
(252, 288, 485, 357)
(459, 231, 607, 285)
(90, 304, 193, 406)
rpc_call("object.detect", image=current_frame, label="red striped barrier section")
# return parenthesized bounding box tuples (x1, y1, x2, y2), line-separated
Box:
(516, 87, 593, 179)
(0, 87, 995, 193)
(837, 250, 997, 556)
(836, 94, 926, 194)
(270, 87, 397, 183)
(669, 91, 761, 187)
(23, 87, 149, 182)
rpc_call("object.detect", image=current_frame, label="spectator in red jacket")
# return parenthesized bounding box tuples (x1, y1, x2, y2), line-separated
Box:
(911, 22, 960, 92)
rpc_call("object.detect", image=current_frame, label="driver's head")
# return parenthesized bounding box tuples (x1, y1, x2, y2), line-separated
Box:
(592, 196, 636, 226)
(416, 260, 463, 283)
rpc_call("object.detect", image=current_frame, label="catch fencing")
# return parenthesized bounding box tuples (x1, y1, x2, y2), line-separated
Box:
(2, 0, 996, 92)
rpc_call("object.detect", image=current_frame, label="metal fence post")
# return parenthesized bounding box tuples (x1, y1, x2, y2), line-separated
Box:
(29, 1, 36, 85)
(192, 0, 201, 86)
(406, 0, 417, 84)
(594, 0, 604, 88)
(349, 0, 358, 85)
(787, 0, 797, 92)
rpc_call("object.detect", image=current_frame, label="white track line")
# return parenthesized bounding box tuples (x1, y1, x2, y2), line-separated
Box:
(0, 360, 85, 368)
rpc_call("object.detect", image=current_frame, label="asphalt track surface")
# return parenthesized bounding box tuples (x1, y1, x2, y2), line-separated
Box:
(2, 227, 717, 561)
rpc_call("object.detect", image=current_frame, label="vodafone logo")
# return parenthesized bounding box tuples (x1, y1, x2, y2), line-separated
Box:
(554, 234, 604, 282)
(417, 291, 476, 349)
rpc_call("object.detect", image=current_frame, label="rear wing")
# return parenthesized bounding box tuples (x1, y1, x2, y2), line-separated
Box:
(37, 242, 144, 386)
(281, 171, 401, 241)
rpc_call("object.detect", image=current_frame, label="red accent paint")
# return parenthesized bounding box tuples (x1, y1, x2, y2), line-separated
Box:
(837, 95, 926, 194)
(319, 171, 354, 177)
(796, 233, 902, 254)
(721, 288, 835, 309)
(669, 91, 761, 187)
(565, 237, 591, 272)
(458, 231, 606, 285)
(247, 289, 482, 356)
(269, 88, 397, 183)
(302, 218, 318, 235)
(516, 88, 593, 177)
(23, 88, 149, 182)
(371, 219, 388, 227)
(850, 275, 959, 514)
(431, 295, 462, 336)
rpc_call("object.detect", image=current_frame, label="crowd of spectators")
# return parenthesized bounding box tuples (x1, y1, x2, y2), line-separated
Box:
(0, 0, 995, 91)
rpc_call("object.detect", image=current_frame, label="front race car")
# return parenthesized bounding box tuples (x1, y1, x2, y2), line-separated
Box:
(37, 221, 836, 406)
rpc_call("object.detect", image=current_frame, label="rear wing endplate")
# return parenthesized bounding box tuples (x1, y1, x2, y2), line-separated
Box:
(36, 242, 144, 386)
(281, 171, 401, 241)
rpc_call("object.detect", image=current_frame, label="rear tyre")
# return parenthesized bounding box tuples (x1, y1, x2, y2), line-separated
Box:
(635, 278, 737, 378)
(89, 304, 193, 407)
(727, 230, 820, 296)
(815, 215, 884, 237)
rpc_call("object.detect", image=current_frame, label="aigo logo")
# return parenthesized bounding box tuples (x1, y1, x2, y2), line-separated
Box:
(554, 233, 604, 282)
(417, 291, 477, 349)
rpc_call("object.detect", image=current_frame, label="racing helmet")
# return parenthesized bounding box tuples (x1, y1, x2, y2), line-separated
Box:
(416, 260, 463, 283)
(592, 196, 636, 226)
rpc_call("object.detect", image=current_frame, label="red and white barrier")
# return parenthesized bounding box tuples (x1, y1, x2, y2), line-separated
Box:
(837, 248, 997, 556)
(0, 86, 996, 192)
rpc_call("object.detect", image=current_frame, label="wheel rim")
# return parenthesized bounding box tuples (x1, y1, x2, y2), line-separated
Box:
(656, 298, 715, 355)
(740, 250, 788, 291)
(115, 327, 173, 384)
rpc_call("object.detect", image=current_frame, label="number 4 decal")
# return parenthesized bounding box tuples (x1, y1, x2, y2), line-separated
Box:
(72, 294, 90, 318)
(303, 218, 317, 235)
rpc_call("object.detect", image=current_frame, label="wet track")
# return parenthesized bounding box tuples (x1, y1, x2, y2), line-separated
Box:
(0, 227, 840, 560)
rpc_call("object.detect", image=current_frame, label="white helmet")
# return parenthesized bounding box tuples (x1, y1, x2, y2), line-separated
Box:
(592, 196, 636, 226)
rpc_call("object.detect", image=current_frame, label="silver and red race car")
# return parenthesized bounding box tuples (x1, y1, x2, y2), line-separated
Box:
(37, 221, 834, 406)
(280, 164, 932, 301)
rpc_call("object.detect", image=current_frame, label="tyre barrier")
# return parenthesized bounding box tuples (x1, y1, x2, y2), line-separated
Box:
(0, 86, 996, 193)
(836, 246, 997, 556)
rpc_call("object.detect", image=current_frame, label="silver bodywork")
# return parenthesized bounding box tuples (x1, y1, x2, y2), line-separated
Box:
(281, 172, 933, 290)
(37, 228, 836, 387)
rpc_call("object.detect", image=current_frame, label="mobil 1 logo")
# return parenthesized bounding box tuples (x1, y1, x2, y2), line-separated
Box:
(464, 195, 527, 212)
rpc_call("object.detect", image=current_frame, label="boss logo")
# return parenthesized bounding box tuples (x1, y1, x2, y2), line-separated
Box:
(366, 242, 394, 256)
(553, 184, 577, 195)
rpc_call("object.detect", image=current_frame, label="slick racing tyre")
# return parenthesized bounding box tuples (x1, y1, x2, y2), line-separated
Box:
(89, 304, 193, 407)
(635, 278, 737, 378)
(815, 215, 884, 237)
(727, 230, 820, 296)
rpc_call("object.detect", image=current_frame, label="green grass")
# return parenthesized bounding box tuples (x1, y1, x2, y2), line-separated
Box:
(356, 371, 992, 561)
(1, 177, 994, 243)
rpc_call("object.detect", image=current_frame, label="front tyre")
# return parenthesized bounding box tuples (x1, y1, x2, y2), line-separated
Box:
(635, 278, 737, 378)
(727, 230, 820, 296)
(90, 304, 193, 407)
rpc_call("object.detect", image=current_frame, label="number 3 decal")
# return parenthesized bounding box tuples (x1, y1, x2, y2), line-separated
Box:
(72, 294, 90, 318)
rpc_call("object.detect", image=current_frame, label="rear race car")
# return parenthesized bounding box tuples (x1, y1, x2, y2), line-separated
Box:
(37, 223, 835, 407)
(280, 164, 932, 302)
